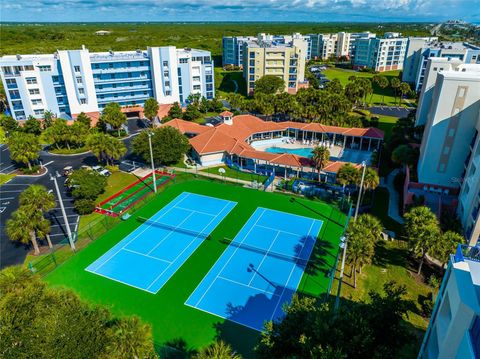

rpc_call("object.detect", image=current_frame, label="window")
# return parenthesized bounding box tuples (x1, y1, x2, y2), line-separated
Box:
(78, 88, 85, 94)
(94, 64, 100, 69)
(34, 109, 44, 115)
(165, 91, 171, 96)
(80, 99, 86, 104)
(25, 77, 37, 85)
(205, 75, 212, 83)
(177, 68, 182, 76)
(448, 128, 456, 137)
(193, 85, 201, 90)
(76, 76, 83, 84)
(14, 110, 25, 117)
(24, 65, 34, 71)
(29, 89, 40, 95)
(193, 76, 201, 82)
(74, 65, 80, 72)
(179, 58, 188, 64)
(433, 67, 438, 71)
(31, 99, 42, 105)
(165, 81, 170, 87)
(108, 63, 113, 68)
(128, 72, 132, 78)
(443, 146, 450, 155)
(163, 71, 169, 77)
(37, 65, 51, 72)
(2, 66, 12, 74)
(5, 78, 17, 88)
(163, 61, 168, 67)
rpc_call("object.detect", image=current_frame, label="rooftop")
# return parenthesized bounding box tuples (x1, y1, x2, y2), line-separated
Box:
(425, 41, 480, 51)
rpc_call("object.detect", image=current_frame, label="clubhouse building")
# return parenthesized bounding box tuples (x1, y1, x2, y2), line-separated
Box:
(164, 113, 383, 182)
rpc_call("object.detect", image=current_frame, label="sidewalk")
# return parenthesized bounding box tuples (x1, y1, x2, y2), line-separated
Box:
(380, 168, 404, 224)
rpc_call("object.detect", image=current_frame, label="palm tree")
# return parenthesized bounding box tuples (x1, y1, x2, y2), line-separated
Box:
(399, 82, 411, 105)
(336, 163, 360, 200)
(143, 97, 159, 125)
(376, 76, 389, 104)
(404, 206, 440, 275)
(360, 167, 380, 205)
(312, 146, 330, 182)
(7, 132, 41, 170)
(347, 214, 382, 288)
(107, 316, 155, 359)
(390, 78, 401, 105)
(431, 231, 463, 267)
(6, 208, 41, 255)
(194, 340, 242, 359)
(86, 132, 126, 165)
(101, 102, 127, 137)
(19, 185, 56, 248)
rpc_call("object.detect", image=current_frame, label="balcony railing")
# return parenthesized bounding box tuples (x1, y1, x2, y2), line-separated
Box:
(454, 244, 480, 263)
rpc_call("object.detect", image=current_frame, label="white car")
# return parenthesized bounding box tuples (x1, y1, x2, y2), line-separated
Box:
(92, 165, 111, 177)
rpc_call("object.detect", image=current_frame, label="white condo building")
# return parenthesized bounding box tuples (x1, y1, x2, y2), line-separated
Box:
(0, 46, 215, 121)
(418, 245, 480, 359)
(417, 62, 480, 188)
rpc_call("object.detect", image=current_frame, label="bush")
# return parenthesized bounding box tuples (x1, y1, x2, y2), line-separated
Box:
(74, 198, 96, 214)
(418, 292, 434, 317)
(20, 165, 41, 175)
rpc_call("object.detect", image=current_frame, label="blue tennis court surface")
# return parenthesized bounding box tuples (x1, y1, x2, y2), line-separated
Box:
(185, 208, 323, 331)
(86, 192, 236, 294)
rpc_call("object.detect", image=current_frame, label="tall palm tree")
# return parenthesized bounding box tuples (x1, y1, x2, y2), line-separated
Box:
(6, 208, 41, 255)
(360, 167, 380, 205)
(399, 82, 411, 105)
(19, 185, 56, 248)
(8, 132, 41, 170)
(347, 214, 382, 288)
(312, 146, 330, 182)
(107, 316, 155, 359)
(194, 340, 242, 359)
(390, 77, 401, 105)
(336, 163, 360, 200)
(86, 132, 126, 165)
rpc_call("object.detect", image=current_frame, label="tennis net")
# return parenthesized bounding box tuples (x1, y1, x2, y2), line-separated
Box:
(223, 238, 310, 266)
(137, 217, 208, 238)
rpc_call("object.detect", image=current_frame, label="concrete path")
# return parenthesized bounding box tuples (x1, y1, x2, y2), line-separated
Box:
(380, 168, 404, 224)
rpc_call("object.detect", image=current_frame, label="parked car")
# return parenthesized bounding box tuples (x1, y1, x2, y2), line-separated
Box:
(62, 166, 74, 176)
(92, 165, 111, 177)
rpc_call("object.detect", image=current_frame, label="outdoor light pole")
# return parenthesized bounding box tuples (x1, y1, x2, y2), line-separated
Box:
(50, 175, 75, 251)
(148, 131, 157, 193)
(334, 235, 347, 313)
(354, 161, 367, 221)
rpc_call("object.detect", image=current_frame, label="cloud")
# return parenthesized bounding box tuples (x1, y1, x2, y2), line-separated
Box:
(1, 0, 479, 22)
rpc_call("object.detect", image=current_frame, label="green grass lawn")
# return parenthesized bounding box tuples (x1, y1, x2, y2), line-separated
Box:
(0, 173, 15, 185)
(215, 68, 247, 97)
(200, 165, 268, 183)
(376, 114, 399, 142)
(45, 178, 347, 357)
(323, 67, 404, 107)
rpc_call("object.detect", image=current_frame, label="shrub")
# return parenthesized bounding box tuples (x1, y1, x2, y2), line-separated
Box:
(74, 198, 96, 214)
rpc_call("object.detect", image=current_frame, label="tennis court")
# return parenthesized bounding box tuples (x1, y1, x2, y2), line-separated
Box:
(185, 208, 323, 331)
(86, 192, 237, 293)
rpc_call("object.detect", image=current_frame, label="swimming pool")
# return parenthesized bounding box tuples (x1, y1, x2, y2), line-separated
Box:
(265, 147, 313, 158)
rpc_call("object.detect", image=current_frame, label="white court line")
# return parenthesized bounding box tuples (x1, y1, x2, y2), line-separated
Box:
(174, 206, 216, 217)
(268, 219, 316, 322)
(90, 192, 192, 273)
(191, 208, 266, 307)
(248, 230, 281, 286)
(84, 267, 157, 294)
(218, 275, 278, 297)
(146, 200, 235, 291)
(255, 224, 302, 237)
(123, 248, 172, 264)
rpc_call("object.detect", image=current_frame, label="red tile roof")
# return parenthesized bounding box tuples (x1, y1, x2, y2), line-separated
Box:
(219, 110, 233, 117)
(162, 114, 383, 172)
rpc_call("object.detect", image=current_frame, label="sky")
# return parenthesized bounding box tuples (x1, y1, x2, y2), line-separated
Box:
(1, 0, 479, 23)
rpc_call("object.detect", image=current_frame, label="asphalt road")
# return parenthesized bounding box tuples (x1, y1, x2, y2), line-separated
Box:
(0, 118, 145, 268)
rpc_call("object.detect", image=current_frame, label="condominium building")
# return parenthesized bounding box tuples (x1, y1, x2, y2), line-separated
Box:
(402, 36, 439, 85)
(418, 245, 480, 359)
(352, 34, 408, 72)
(403, 40, 480, 91)
(348, 32, 376, 60)
(242, 34, 307, 95)
(457, 112, 480, 246)
(417, 63, 480, 189)
(0, 46, 214, 121)
(222, 33, 311, 67)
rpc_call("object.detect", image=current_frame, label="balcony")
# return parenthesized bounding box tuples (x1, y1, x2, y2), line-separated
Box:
(93, 75, 151, 84)
(96, 85, 151, 94)
(6, 83, 18, 89)
(91, 65, 150, 74)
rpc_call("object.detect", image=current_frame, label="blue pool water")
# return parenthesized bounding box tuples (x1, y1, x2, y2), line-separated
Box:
(265, 147, 313, 158)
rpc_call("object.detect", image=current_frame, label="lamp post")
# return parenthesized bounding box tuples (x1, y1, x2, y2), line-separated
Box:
(50, 175, 75, 251)
(334, 235, 347, 312)
(148, 132, 157, 193)
(354, 161, 367, 221)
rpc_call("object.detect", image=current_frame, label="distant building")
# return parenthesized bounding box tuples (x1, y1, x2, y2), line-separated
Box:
(403, 40, 480, 91)
(402, 36, 439, 84)
(222, 33, 311, 67)
(418, 245, 480, 359)
(0, 46, 214, 121)
(242, 33, 308, 95)
(307, 31, 375, 60)
(416, 62, 480, 190)
(352, 33, 408, 72)
(95, 30, 111, 36)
